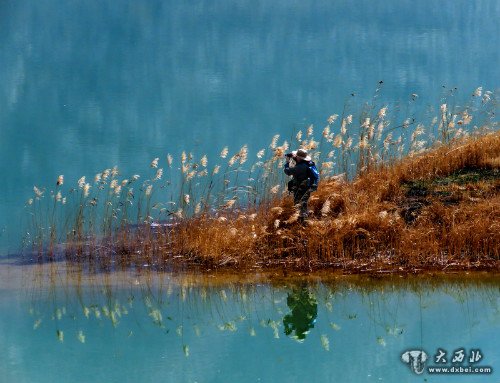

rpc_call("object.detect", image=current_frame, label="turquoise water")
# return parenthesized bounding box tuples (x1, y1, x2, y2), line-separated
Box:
(0, 265, 499, 382)
(1, 3, 499, 380)
(1, 0, 500, 253)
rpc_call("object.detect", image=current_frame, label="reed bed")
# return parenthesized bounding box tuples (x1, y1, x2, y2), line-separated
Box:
(23, 87, 500, 272)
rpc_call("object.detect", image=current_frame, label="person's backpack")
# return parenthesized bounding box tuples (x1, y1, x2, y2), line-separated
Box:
(308, 161, 320, 190)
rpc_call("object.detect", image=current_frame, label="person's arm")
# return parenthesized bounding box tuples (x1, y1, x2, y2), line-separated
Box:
(284, 160, 297, 176)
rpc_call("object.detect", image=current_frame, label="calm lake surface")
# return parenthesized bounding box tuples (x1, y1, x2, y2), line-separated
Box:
(1, 0, 500, 253)
(1, 264, 499, 382)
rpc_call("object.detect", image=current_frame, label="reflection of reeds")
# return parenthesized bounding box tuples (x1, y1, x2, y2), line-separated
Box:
(23, 88, 499, 270)
(26, 263, 500, 352)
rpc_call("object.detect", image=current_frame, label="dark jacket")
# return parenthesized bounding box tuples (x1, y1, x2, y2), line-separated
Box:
(284, 160, 318, 190)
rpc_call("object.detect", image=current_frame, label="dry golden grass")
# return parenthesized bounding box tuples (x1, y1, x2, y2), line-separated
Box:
(24, 90, 499, 273)
(163, 131, 500, 272)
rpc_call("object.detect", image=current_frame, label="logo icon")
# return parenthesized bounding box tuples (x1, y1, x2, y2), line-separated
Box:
(401, 350, 428, 375)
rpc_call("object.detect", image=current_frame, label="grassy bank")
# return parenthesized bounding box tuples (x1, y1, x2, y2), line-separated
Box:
(25, 132, 500, 273)
(23, 90, 500, 272)
(164, 132, 500, 272)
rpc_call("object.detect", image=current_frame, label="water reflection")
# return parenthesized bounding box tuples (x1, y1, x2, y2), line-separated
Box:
(23, 264, 500, 348)
(0, 263, 497, 382)
(283, 286, 318, 341)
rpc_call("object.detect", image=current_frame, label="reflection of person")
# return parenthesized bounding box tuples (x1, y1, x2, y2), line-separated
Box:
(283, 286, 318, 340)
(284, 149, 319, 222)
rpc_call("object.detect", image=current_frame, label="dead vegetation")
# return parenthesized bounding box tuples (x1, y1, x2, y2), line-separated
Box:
(23, 90, 500, 273)
(163, 132, 500, 272)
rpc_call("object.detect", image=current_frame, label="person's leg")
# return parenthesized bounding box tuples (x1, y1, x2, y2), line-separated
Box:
(293, 190, 302, 208)
(293, 189, 304, 222)
(299, 190, 311, 220)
